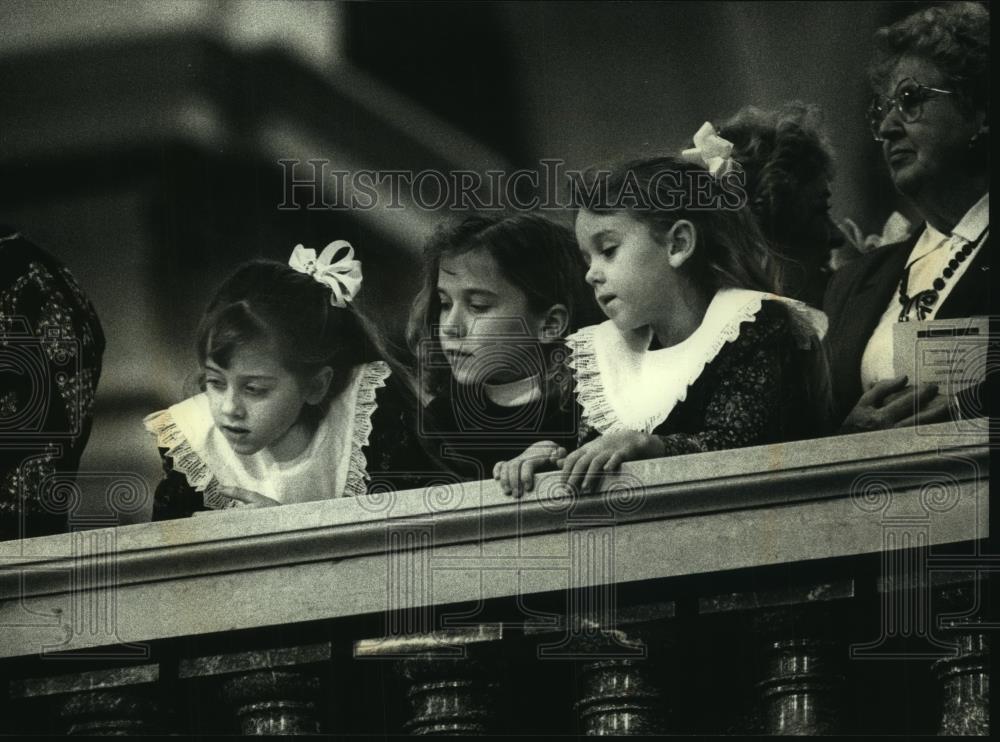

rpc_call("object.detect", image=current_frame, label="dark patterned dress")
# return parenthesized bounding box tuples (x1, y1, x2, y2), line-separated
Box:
(647, 302, 827, 454)
(0, 226, 105, 540)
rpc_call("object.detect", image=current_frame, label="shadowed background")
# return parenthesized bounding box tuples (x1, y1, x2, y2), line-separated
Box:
(0, 0, 925, 521)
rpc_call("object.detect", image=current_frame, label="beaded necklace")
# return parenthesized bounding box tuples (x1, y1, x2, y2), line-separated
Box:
(897, 229, 988, 322)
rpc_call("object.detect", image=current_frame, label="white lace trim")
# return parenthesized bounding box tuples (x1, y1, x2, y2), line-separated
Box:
(143, 360, 391, 507)
(142, 405, 228, 507)
(342, 360, 391, 499)
(566, 289, 827, 435)
(565, 325, 622, 435)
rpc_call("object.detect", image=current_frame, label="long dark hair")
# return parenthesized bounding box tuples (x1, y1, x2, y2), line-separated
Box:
(570, 155, 780, 295)
(196, 258, 416, 410)
(407, 213, 602, 399)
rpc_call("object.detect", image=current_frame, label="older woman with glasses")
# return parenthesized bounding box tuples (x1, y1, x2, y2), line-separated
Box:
(823, 2, 989, 433)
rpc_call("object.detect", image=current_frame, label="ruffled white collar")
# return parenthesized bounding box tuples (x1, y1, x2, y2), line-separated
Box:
(565, 288, 827, 435)
(143, 361, 390, 509)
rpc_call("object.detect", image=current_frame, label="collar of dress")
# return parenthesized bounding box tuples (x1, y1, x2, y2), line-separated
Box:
(565, 288, 827, 435)
(484, 374, 543, 407)
(143, 360, 390, 509)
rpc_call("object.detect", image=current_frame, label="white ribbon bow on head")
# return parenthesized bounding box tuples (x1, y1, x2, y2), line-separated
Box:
(681, 122, 740, 178)
(288, 240, 363, 308)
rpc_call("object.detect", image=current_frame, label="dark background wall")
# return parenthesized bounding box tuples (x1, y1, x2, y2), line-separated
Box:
(0, 0, 928, 521)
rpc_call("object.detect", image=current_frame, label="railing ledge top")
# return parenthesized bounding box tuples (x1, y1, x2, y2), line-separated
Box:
(0, 422, 987, 566)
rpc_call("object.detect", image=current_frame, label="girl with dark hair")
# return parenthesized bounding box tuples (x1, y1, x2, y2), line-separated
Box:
(496, 139, 832, 497)
(408, 213, 602, 482)
(145, 241, 428, 518)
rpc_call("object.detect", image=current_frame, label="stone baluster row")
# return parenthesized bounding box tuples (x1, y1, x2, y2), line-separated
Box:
(3, 581, 989, 734)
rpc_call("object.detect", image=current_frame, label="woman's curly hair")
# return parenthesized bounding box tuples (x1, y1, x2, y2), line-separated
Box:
(716, 102, 835, 251)
(869, 2, 989, 112)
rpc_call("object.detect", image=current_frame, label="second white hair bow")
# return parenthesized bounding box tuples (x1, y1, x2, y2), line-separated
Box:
(288, 240, 363, 308)
(681, 122, 741, 178)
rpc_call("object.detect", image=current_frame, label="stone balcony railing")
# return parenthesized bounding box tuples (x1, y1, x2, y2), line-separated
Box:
(0, 422, 991, 735)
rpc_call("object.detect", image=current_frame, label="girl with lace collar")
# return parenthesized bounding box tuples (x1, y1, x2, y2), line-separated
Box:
(496, 145, 833, 497)
(145, 242, 424, 517)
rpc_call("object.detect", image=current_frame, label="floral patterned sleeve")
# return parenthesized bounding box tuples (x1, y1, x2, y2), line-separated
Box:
(1, 229, 105, 539)
(654, 308, 793, 456)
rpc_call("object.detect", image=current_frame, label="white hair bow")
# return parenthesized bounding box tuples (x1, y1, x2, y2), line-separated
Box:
(288, 240, 363, 308)
(681, 122, 741, 178)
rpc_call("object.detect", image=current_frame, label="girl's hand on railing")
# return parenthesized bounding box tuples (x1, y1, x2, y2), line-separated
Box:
(558, 431, 666, 494)
(218, 486, 281, 508)
(493, 441, 566, 499)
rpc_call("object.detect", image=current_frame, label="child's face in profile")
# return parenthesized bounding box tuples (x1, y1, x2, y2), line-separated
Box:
(203, 335, 313, 457)
(436, 248, 551, 386)
(575, 209, 679, 333)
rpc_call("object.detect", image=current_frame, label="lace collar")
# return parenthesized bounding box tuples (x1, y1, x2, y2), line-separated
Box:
(144, 361, 390, 509)
(565, 289, 827, 435)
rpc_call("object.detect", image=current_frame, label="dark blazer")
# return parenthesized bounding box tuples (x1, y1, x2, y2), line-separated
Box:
(823, 229, 990, 424)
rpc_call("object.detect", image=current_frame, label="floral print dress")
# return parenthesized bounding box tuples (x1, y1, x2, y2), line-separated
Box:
(0, 227, 105, 540)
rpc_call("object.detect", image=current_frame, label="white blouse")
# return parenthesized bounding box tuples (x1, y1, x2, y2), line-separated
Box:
(860, 193, 989, 388)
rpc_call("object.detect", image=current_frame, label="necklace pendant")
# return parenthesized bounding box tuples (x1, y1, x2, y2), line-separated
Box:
(914, 289, 938, 321)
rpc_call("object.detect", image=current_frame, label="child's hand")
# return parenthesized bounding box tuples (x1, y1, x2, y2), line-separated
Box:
(559, 431, 666, 494)
(219, 486, 281, 508)
(493, 441, 567, 499)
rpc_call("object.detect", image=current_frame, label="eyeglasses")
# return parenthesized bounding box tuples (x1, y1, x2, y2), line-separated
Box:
(868, 78, 956, 141)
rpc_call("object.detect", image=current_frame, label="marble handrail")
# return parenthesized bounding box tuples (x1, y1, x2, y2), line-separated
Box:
(0, 422, 988, 659)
